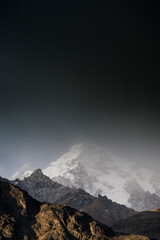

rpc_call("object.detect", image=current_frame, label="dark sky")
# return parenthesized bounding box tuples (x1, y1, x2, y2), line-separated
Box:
(0, 0, 160, 177)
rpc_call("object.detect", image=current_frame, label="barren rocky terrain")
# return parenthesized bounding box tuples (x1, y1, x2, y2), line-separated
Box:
(0, 180, 149, 240)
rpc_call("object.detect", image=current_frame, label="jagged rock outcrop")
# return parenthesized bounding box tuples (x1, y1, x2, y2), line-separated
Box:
(150, 172, 160, 197)
(125, 180, 160, 211)
(12, 169, 135, 226)
(12, 169, 95, 209)
(128, 191, 160, 212)
(0, 180, 41, 239)
(113, 209, 160, 240)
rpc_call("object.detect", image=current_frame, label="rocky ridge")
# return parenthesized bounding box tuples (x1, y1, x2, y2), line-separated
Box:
(12, 169, 135, 226)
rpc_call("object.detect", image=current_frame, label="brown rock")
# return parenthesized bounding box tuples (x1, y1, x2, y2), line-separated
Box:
(0, 180, 151, 240)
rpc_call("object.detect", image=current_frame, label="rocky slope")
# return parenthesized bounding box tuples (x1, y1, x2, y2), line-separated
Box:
(0, 180, 115, 239)
(12, 169, 135, 226)
(113, 209, 160, 240)
(124, 179, 160, 211)
(0, 180, 149, 240)
(11, 143, 160, 210)
(12, 169, 95, 210)
(82, 194, 135, 226)
(0, 176, 9, 182)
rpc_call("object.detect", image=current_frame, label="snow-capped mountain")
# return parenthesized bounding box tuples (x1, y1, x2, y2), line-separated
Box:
(43, 143, 156, 207)
(11, 143, 160, 208)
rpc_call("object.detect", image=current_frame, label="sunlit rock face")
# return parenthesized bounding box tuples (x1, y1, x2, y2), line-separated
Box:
(0, 180, 115, 240)
(11, 143, 160, 210)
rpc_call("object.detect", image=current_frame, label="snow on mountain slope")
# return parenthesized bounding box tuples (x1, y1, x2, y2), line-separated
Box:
(11, 143, 159, 207)
(10, 163, 33, 180)
(42, 143, 155, 206)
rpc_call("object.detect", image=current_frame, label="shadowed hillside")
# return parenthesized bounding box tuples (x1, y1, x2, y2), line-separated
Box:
(113, 209, 160, 240)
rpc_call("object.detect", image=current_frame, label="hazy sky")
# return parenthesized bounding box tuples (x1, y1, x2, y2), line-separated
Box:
(0, 0, 160, 178)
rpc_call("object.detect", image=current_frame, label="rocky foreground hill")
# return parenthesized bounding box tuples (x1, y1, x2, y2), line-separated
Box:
(0, 180, 149, 240)
(12, 169, 135, 226)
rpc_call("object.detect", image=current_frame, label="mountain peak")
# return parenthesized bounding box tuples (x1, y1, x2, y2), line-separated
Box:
(30, 169, 43, 178)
